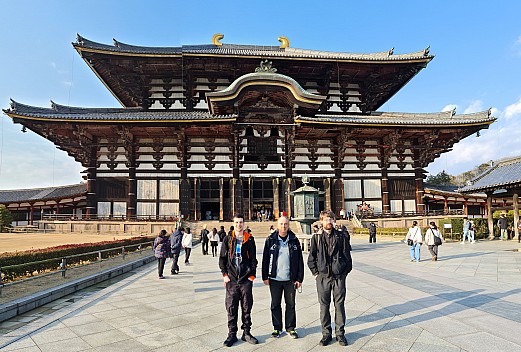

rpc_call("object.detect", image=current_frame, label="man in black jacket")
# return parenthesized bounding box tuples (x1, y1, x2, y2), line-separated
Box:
(308, 210, 352, 347)
(262, 216, 304, 339)
(219, 214, 258, 347)
(200, 224, 209, 255)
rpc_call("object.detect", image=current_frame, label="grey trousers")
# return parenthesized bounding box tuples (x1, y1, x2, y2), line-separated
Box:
(315, 274, 347, 336)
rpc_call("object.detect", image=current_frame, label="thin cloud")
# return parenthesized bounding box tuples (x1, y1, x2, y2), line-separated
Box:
(463, 100, 483, 114)
(442, 104, 458, 113)
(504, 97, 521, 119)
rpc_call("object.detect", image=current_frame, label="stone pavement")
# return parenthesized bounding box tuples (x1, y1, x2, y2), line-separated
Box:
(1, 236, 521, 351)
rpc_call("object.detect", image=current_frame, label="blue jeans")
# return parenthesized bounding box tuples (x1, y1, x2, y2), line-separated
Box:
(409, 243, 421, 262)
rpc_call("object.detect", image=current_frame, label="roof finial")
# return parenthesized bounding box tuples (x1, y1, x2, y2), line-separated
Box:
(450, 107, 456, 117)
(212, 33, 224, 46)
(423, 45, 430, 56)
(388, 47, 394, 56)
(255, 60, 277, 73)
(487, 107, 492, 117)
(278, 36, 290, 49)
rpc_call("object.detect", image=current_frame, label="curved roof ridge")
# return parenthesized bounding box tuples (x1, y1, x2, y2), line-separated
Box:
(50, 101, 142, 113)
(73, 35, 434, 61)
(0, 183, 84, 193)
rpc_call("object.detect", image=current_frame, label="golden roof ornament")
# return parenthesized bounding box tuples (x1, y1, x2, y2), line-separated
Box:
(278, 36, 290, 49)
(212, 33, 224, 46)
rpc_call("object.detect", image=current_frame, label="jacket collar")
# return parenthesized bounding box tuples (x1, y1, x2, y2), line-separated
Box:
(232, 230, 251, 243)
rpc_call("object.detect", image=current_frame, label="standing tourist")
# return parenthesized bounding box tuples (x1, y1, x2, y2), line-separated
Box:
(153, 229, 170, 279)
(182, 227, 193, 265)
(219, 214, 259, 347)
(200, 224, 209, 255)
(210, 227, 219, 257)
(462, 218, 472, 244)
(368, 222, 377, 243)
(498, 214, 508, 240)
(307, 210, 352, 347)
(405, 221, 423, 262)
(424, 222, 444, 261)
(262, 216, 304, 339)
(170, 226, 184, 275)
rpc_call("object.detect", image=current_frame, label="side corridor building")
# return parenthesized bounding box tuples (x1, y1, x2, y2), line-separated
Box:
(3, 35, 495, 221)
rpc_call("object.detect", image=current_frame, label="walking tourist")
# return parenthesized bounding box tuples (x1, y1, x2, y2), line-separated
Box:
(498, 213, 508, 240)
(368, 222, 377, 243)
(405, 221, 423, 262)
(262, 216, 304, 339)
(219, 214, 259, 347)
(153, 229, 170, 279)
(210, 227, 219, 257)
(182, 227, 193, 265)
(200, 224, 209, 255)
(170, 226, 184, 275)
(307, 210, 352, 347)
(424, 222, 444, 261)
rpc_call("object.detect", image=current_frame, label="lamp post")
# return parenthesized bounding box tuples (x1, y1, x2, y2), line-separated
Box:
(291, 175, 324, 235)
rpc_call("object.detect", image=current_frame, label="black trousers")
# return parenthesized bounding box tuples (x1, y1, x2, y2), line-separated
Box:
(225, 280, 253, 334)
(269, 279, 296, 331)
(369, 234, 376, 243)
(211, 242, 218, 256)
(316, 274, 347, 337)
(184, 247, 192, 263)
(202, 241, 209, 255)
(170, 253, 180, 273)
(157, 257, 166, 277)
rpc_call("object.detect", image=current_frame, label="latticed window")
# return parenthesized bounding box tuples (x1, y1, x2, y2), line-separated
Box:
(389, 178, 415, 199)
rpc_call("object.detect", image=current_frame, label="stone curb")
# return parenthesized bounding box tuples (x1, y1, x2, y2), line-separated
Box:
(0, 255, 155, 323)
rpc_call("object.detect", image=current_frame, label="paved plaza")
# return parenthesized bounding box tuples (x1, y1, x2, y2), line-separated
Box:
(1, 236, 521, 351)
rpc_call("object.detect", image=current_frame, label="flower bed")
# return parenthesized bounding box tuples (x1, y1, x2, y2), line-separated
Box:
(0, 236, 154, 282)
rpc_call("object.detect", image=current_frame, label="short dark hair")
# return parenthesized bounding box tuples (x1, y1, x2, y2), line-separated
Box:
(160, 229, 167, 236)
(233, 214, 245, 221)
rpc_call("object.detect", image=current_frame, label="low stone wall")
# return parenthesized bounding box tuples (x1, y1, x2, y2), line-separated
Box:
(40, 220, 177, 235)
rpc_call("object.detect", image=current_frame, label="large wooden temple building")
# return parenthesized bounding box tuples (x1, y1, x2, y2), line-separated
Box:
(3, 34, 496, 221)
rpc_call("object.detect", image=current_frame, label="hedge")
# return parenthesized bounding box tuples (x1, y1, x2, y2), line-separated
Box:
(0, 236, 154, 282)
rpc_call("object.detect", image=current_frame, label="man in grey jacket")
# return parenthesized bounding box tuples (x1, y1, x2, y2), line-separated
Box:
(308, 210, 352, 347)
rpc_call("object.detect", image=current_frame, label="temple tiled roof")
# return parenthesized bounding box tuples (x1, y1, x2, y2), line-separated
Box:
(296, 110, 495, 126)
(73, 35, 433, 62)
(5, 100, 495, 126)
(0, 184, 87, 204)
(3, 100, 236, 122)
(458, 156, 521, 193)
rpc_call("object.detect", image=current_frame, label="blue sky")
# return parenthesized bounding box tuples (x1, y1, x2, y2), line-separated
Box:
(1, 0, 521, 189)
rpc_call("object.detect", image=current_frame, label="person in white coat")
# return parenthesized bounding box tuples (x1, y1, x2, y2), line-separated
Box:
(424, 222, 444, 261)
(182, 227, 193, 265)
(405, 221, 423, 262)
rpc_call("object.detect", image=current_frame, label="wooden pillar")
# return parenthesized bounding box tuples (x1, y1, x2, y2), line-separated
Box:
(55, 201, 60, 215)
(273, 178, 280, 220)
(487, 192, 494, 240)
(513, 192, 519, 240)
(443, 197, 449, 215)
(219, 178, 224, 221)
(381, 168, 390, 214)
(231, 178, 243, 216)
(29, 203, 34, 225)
(463, 199, 468, 216)
(414, 164, 425, 214)
(247, 177, 252, 220)
(179, 134, 190, 220)
(194, 178, 201, 221)
(324, 178, 332, 212)
(333, 178, 344, 216)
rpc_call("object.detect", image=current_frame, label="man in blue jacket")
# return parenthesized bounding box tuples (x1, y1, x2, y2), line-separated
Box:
(170, 226, 184, 275)
(262, 215, 304, 339)
(308, 210, 352, 347)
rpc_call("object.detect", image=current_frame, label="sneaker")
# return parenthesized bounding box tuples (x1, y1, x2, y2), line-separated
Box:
(319, 335, 332, 346)
(223, 334, 237, 347)
(472, 240, 476, 244)
(460, 241, 465, 244)
(336, 335, 348, 346)
(241, 332, 258, 345)
(410, 259, 415, 262)
(288, 330, 299, 339)
(158, 276, 165, 279)
(271, 330, 281, 338)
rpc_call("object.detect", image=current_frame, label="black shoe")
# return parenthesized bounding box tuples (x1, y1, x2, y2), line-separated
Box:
(241, 332, 258, 345)
(319, 335, 332, 346)
(223, 334, 237, 347)
(336, 335, 348, 346)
